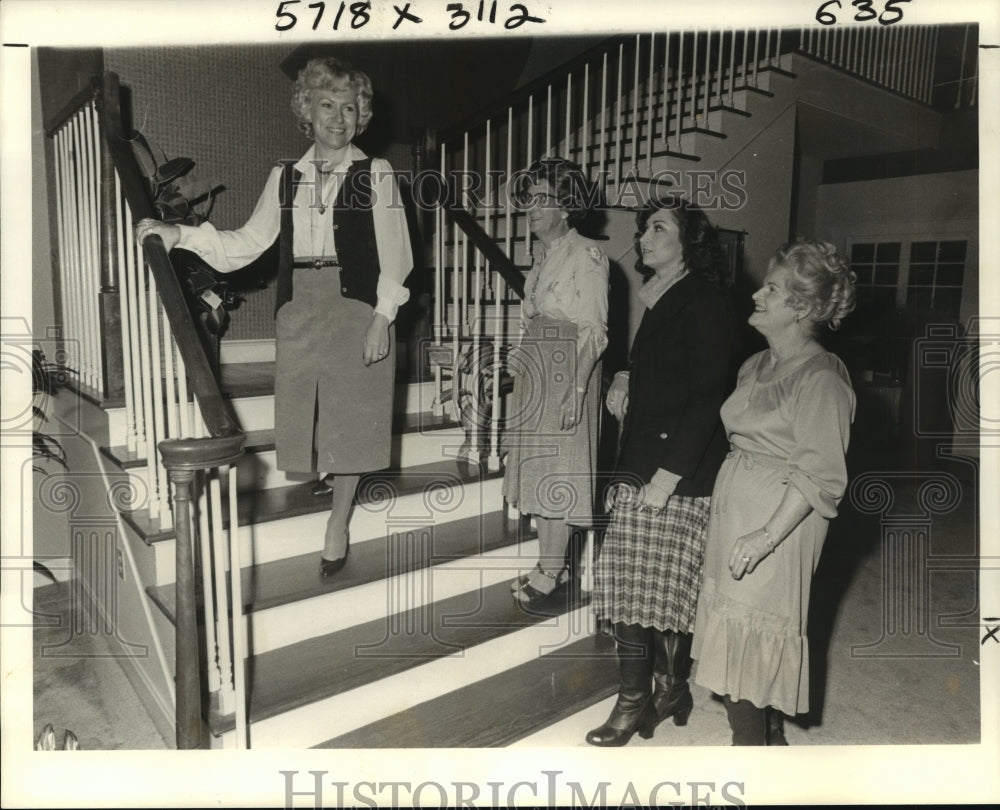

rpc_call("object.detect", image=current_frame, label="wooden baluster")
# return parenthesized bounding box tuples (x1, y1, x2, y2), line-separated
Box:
(632, 34, 640, 177)
(716, 30, 724, 107)
(582, 63, 590, 176)
(546, 83, 553, 156)
(614, 41, 624, 198)
(728, 29, 737, 105)
(676, 32, 685, 149)
(433, 145, 444, 416)
(228, 464, 249, 748)
(646, 33, 655, 174)
(124, 204, 146, 453)
(691, 31, 699, 121)
(662, 33, 671, 149)
(565, 72, 572, 160)
(113, 172, 137, 452)
(702, 30, 711, 122)
(150, 283, 172, 528)
(600, 54, 608, 192)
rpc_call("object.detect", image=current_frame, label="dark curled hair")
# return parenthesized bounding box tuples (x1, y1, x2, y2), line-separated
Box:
(634, 195, 726, 286)
(512, 156, 600, 225)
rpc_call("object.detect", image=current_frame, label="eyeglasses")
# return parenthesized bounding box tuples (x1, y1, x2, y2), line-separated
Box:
(513, 191, 561, 209)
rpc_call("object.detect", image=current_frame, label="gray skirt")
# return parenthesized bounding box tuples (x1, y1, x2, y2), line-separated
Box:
(273, 266, 394, 474)
(501, 315, 600, 524)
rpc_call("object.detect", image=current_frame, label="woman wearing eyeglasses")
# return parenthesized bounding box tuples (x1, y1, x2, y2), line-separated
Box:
(503, 157, 609, 606)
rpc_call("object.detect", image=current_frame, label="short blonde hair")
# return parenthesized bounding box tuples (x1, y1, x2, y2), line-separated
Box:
(770, 240, 857, 331)
(291, 57, 373, 139)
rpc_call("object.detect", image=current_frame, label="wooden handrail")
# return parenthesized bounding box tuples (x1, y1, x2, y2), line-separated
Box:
(431, 168, 526, 300)
(44, 79, 100, 138)
(98, 71, 244, 445)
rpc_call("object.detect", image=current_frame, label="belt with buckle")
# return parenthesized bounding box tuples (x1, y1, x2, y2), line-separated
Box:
(293, 258, 341, 269)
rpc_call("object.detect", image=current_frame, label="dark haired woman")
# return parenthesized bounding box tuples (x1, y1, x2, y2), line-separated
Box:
(503, 157, 609, 605)
(586, 197, 736, 746)
(692, 240, 856, 745)
(136, 57, 412, 577)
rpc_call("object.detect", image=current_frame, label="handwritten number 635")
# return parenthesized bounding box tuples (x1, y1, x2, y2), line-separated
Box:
(816, 0, 912, 26)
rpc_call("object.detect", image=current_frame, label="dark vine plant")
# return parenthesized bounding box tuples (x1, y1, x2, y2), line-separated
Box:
(130, 133, 246, 337)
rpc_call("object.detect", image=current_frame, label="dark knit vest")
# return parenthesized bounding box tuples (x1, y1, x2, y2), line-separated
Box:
(274, 157, 381, 316)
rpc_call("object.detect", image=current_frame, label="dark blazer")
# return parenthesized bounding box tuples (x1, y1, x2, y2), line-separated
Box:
(616, 271, 736, 498)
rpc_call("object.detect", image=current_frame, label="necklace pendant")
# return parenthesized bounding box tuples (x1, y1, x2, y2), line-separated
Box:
(318, 204, 327, 215)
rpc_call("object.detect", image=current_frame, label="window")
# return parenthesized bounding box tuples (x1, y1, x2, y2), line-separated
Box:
(850, 241, 901, 311)
(907, 240, 966, 321)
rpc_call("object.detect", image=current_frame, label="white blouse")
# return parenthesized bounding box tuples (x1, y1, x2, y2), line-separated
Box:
(176, 144, 412, 321)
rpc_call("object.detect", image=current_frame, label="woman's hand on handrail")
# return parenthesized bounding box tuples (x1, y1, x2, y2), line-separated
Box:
(363, 312, 391, 366)
(135, 218, 181, 252)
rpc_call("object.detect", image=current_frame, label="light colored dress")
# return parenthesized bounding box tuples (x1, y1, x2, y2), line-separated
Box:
(692, 349, 855, 714)
(176, 144, 412, 473)
(502, 228, 608, 524)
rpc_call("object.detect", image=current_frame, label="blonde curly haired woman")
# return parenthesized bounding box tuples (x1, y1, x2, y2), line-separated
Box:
(136, 57, 412, 578)
(692, 240, 857, 745)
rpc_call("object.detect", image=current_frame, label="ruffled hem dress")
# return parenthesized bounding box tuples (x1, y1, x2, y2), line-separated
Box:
(691, 349, 855, 715)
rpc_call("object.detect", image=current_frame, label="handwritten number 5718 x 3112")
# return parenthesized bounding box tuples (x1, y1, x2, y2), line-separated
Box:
(275, 0, 545, 32)
(816, 0, 912, 25)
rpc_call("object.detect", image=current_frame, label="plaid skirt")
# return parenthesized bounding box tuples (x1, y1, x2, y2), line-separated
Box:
(590, 484, 711, 632)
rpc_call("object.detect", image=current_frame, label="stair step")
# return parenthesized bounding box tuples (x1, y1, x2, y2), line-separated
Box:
(122, 458, 499, 545)
(149, 508, 540, 653)
(210, 578, 594, 743)
(147, 507, 532, 620)
(314, 631, 617, 747)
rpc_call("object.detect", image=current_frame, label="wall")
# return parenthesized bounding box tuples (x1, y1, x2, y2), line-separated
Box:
(814, 170, 979, 325)
(102, 45, 307, 341)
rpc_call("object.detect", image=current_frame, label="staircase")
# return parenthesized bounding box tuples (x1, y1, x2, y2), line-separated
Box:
(42, 24, 974, 749)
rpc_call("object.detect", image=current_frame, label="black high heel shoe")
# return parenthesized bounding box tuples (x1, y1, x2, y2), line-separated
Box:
(319, 545, 348, 577)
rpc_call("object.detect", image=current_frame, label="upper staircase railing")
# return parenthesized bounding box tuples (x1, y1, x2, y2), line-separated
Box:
(45, 72, 248, 749)
(428, 24, 978, 469)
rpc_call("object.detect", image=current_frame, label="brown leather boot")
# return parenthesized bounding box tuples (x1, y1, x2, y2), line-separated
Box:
(585, 624, 657, 746)
(651, 629, 694, 728)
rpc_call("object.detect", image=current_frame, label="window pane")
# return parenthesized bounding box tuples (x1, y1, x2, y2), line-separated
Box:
(910, 241, 936, 263)
(875, 264, 899, 284)
(872, 287, 896, 310)
(936, 264, 965, 286)
(908, 266, 934, 286)
(909, 287, 934, 310)
(851, 243, 875, 263)
(934, 289, 962, 319)
(876, 242, 901, 262)
(853, 266, 873, 285)
(938, 240, 967, 262)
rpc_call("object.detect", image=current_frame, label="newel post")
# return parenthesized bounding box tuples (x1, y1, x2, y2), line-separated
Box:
(167, 465, 202, 749)
(159, 433, 245, 750)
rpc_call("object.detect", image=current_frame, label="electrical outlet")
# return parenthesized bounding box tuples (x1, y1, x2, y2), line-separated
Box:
(116, 547, 125, 580)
